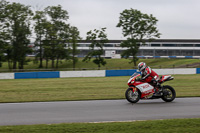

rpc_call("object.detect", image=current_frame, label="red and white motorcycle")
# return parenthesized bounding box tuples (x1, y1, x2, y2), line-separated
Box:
(125, 72, 176, 103)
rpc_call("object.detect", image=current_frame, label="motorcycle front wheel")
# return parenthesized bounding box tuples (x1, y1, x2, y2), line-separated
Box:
(125, 88, 140, 103)
(161, 85, 176, 102)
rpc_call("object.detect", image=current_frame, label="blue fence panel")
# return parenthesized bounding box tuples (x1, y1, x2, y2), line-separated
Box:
(137, 56, 145, 58)
(106, 69, 137, 77)
(15, 72, 37, 79)
(15, 71, 60, 79)
(169, 56, 177, 58)
(197, 68, 200, 74)
(154, 56, 160, 58)
(37, 72, 60, 78)
(185, 56, 193, 58)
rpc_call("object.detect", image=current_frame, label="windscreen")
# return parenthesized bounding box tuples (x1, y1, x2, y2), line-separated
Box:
(130, 72, 140, 78)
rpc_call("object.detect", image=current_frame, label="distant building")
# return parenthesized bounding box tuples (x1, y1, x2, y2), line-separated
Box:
(29, 39, 200, 59)
(77, 39, 200, 59)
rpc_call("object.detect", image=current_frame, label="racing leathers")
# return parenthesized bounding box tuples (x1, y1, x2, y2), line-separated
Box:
(141, 66, 161, 93)
(141, 66, 159, 83)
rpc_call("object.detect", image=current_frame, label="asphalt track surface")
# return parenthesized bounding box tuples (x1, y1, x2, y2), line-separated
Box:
(0, 97, 200, 126)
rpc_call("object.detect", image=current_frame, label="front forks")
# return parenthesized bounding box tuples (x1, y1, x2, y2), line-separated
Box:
(129, 87, 137, 92)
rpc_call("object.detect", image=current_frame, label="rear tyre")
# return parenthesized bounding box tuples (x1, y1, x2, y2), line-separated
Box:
(125, 88, 140, 103)
(161, 85, 176, 102)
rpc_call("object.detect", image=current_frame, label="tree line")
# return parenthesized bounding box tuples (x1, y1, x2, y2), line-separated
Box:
(0, 0, 160, 70)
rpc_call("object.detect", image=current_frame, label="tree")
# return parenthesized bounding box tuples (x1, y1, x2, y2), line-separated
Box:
(42, 43, 51, 69)
(33, 10, 47, 68)
(69, 26, 81, 70)
(117, 8, 161, 66)
(0, 0, 9, 68)
(55, 23, 71, 69)
(0, 45, 4, 67)
(43, 5, 70, 68)
(120, 38, 140, 66)
(83, 28, 108, 70)
(55, 43, 69, 69)
(2, 1, 33, 69)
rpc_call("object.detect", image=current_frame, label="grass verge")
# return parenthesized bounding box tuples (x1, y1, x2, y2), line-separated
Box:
(0, 74, 200, 103)
(0, 58, 200, 71)
(0, 118, 199, 133)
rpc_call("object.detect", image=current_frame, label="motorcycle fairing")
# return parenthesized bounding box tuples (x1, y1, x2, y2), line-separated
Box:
(136, 83, 155, 98)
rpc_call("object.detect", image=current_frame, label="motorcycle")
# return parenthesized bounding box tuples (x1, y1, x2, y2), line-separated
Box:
(125, 72, 176, 103)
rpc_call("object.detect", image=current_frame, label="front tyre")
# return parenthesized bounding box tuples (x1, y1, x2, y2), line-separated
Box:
(125, 88, 140, 103)
(162, 85, 176, 102)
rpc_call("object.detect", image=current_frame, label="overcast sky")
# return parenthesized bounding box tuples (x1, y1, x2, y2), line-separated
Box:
(7, 0, 200, 40)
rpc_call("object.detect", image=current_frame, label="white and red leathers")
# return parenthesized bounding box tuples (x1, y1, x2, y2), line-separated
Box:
(141, 66, 159, 83)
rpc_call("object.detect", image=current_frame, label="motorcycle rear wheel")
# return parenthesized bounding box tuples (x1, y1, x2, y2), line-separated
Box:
(161, 85, 176, 102)
(125, 88, 140, 103)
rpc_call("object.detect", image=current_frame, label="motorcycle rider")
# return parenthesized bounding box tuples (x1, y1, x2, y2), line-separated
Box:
(138, 62, 162, 93)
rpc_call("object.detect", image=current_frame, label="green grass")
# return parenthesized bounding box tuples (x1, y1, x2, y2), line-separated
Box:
(1, 58, 200, 71)
(0, 118, 199, 133)
(0, 74, 200, 103)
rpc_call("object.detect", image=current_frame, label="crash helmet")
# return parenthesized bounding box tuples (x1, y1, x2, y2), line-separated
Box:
(138, 62, 146, 72)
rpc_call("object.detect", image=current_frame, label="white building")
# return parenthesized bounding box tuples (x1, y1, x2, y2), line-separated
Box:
(77, 39, 200, 59)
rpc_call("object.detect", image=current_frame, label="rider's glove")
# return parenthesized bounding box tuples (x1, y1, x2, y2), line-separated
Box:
(151, 78, 157, 85)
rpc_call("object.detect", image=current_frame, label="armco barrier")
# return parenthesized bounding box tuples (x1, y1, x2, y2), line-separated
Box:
(0, 73, 14, 79)
(105, 68, 197, 77)
(0, 68, 199, 80)
(154, 68, 196, 75)
(137, 56, 200, 59)
(15, 71, 60, 79)
(106, 69, 137, 77)
(60, 70, 105, 78)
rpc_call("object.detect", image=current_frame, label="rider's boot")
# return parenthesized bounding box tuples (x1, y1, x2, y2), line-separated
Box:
(154, 83, 162, 95)
(156, 83, 163, 95)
